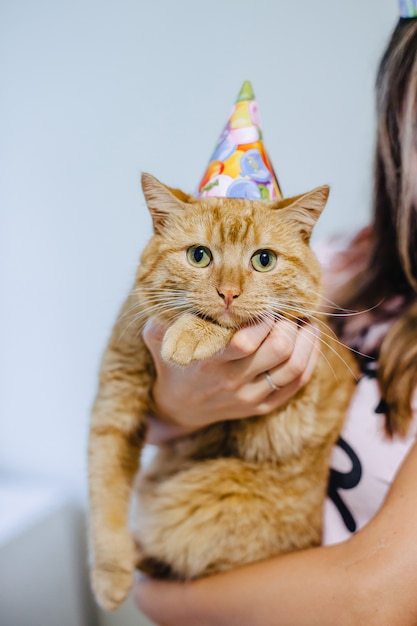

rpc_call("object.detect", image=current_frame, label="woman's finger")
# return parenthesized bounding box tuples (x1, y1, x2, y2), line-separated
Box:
(219, 319, 273, 361)
(142, 318, 166, 359)
(254, 327, 321, 414)
(232, 324, 318, 408)
(225, 319, 300, 384)
(260, 323, 320, 390)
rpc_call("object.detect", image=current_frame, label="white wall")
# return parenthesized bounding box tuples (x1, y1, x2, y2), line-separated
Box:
(0, 0, 397, 492)
(0, 0, 398, 622)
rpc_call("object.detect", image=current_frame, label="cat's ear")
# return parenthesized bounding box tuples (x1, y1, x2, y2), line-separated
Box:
(141, 173, 190, 233)
(274, 186, 330, 241)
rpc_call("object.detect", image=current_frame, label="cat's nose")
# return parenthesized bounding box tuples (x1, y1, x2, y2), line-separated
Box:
(217, 287, 241, 308)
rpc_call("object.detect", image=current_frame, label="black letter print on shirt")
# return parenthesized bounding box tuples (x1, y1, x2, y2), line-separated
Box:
(327, 437, 362, 533)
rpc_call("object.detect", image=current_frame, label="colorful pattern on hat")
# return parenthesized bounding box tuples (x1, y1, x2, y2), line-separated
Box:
(400, 0, 417, 17)
(196, 81, 282, 201)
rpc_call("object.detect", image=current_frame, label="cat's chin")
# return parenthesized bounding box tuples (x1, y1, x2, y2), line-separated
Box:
(215, 311, 251, 329)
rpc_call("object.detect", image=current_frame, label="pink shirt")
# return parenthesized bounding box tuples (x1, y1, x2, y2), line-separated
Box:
(316, 233, 417, 545)
(323, 376, 417, 545)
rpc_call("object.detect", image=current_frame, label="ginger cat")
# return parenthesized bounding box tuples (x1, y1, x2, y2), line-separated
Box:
(88, 174, 357, 611)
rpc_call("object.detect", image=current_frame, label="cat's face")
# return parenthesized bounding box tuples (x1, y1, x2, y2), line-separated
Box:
(136, 175, 328, 330)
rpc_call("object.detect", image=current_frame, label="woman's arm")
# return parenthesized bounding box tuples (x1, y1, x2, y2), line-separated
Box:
(135, 439, 417, 626)
(143, 317, 320, 443)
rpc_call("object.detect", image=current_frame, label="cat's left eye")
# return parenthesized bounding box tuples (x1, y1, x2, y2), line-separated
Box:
(251, 249, 277, 272)
(186, 245, 213, 268)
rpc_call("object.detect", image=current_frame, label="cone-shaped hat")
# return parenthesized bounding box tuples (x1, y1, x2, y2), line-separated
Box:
(400, 0, 417, 17)
(196, 81, 282, 201)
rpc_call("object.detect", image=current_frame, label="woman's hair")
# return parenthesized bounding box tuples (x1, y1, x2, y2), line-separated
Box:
(373, 18, 417, 298)
(342, 19, 417, 435)
(345, 18, 417, 307)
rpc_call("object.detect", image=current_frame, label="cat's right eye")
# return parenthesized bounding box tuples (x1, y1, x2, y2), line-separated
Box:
(186, 245, 213, 268)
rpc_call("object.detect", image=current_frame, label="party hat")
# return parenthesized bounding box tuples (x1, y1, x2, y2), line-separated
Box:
(400, 0, 417, 17)
(196, 81, 282, 201)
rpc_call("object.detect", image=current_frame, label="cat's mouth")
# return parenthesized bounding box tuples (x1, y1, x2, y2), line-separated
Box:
(191, 308, 254, 330)
(191, 307, 309, 330)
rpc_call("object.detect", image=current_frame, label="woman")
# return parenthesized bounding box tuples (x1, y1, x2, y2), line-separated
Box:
(134, 13, 417, 625)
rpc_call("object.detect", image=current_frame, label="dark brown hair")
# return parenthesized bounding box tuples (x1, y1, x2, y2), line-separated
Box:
(374, 19, 417, 295)
(341, 19, 417, 435)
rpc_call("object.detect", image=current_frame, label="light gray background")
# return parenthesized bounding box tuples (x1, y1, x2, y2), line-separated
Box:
(1, 0, 397, 501)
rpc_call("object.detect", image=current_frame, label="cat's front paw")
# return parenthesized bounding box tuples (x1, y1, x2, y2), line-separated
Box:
(161, 315, 233, 366)
(92, 564, 133, 612)
(161, 330, 201, 366)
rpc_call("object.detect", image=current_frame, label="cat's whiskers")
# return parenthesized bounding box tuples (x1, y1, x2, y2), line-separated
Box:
(259, 309, 344, 381)
(121, 278, 363, 378)
(125, 296, 189, 320)
(122, 287, 191, 319)
(118, 298, 193, 342)
(269, 300, 371, 362)
(253, 310, 344, 382)
(131, 288, 189, 300)
(124, 287, 246, 335)
(119, 290, 182, 321)
(288, 313, 358, 380)
(130, 306, 197, 344)
(295, 288, 385, 317)
(267, 298, 360, 320)
(253, 300, 358, 381)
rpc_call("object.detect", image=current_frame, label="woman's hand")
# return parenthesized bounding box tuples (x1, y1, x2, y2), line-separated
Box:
(143, 318, 320, 443)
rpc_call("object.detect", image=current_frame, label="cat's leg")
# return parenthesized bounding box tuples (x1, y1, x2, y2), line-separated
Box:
(133, 457, 324, 580)
(89, 410, 142, 611)
(88, 301, 153, 611)
(161, 313, 234, 366)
